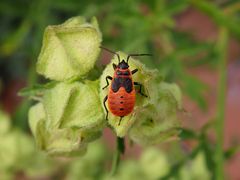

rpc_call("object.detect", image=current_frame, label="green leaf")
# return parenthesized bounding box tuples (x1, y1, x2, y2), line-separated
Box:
(224, 145, 240, 159)
(200, 135, 216, 175)
(179, 128, 198, 140)
(0, 20, 31, 56)
(18, 81, 57, 97)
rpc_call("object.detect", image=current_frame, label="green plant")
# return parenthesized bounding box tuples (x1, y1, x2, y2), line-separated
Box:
(1, 0, 240, 179)
(20, 16, 182, 175)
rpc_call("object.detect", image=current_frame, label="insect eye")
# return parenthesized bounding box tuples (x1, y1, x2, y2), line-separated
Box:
(123, 71, 130, 75)
(116, 71, 122, 75)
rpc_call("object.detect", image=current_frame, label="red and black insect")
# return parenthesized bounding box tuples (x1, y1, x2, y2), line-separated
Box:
(101, 46, 151, 125)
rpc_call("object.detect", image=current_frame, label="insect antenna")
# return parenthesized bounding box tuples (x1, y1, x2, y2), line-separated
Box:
(126, 54, 152, 63)
(100, 46, 121, 63)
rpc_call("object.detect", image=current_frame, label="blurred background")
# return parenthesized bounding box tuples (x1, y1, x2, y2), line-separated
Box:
(0, 0, 240, 179)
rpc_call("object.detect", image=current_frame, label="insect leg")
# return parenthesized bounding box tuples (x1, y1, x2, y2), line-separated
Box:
(103, 95, 109, 120)
(134, 82, 148, 97)
(131, 69, 138, 75)
(113, 63, 117, 70)
(118, 116, 124, 126)
(102, 76, 113, 89)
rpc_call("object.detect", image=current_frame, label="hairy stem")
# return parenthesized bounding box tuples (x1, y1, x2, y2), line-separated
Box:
(110, 137, 125, 176)
(215, 28, 228, 180)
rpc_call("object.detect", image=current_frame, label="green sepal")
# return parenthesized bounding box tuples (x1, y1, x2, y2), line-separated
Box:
(129, 82, 182, 145)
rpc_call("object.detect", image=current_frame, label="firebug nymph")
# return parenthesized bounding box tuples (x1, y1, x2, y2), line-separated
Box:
(101, 46, 151, 125)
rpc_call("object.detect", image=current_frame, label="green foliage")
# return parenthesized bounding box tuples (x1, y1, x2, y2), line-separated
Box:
(66, 140, 108, 180)
(190, 0, 240, 39)
(28, 81, 105, 156)
(1, 0, 240, 179)
(24, 16, 182, 157)
(2, 0, 239, 109)
(178, 151, 211, 180)
(0, 109, 56, 180)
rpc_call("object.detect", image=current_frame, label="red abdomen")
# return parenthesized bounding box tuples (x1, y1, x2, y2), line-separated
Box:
(108, 87, 136, 117)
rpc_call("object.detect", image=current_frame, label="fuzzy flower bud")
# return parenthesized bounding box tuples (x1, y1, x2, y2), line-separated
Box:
(100, 52, 182, 141)
(28, 81, 105, 156)
(129, 81, 182, 145)
(36, 16, 102, 81)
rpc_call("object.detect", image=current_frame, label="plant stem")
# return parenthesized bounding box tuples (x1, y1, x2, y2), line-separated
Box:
(215, 28, 228, 180)
(110, 137, 125, 176)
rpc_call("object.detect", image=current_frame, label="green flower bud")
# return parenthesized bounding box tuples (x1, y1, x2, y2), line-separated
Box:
(43, 80, 104, 130)
(66, 140, 107, 180)
(104, 147, 170, 180)
(29, 102, 88, 157)
(179, 151, 211, 180)
(109, 161, 147, 180)
(0, 109, 56, 179)
(37, 16, 102, 81)
(140, 148, 169, 179)
(28, 80, 105, 156)
(0, 130, 34, 180)
(129, 81, 182, 145)
(0, 113, 34, 172)
(100, 52, 157, 137)
(0, 110, 14, 172)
